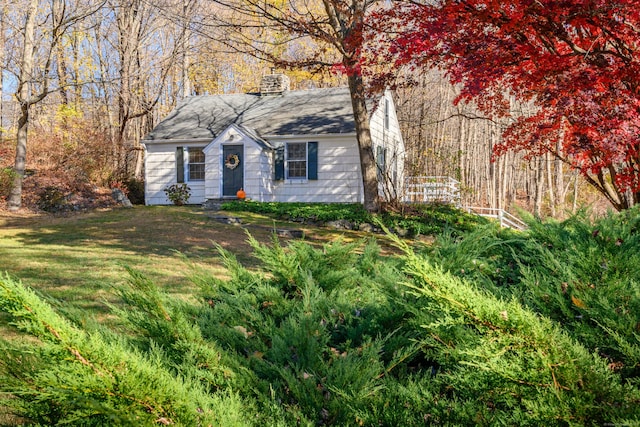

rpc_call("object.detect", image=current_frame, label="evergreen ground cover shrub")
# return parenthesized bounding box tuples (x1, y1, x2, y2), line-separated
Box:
(422, 207, 640, 385)
(2, 208, 640, 425)
(380, 203, 485, 236)
(222, 200, 485, 236)
(0, 273, 251, 426)
(221, 201, 371, 225)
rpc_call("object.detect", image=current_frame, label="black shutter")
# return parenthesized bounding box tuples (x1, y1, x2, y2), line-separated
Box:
(308, 141, 318, 180)
(176, 147, 185, 183)
(274, 145, 285, 180)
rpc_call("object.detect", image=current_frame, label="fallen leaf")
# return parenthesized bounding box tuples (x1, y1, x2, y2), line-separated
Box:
(571, 295, 587, 309)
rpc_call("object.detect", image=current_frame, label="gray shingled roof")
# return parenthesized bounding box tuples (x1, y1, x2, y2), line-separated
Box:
(144, 87, 360, 142)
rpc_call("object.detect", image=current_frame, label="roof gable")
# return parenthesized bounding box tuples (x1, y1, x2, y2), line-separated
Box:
(203, 123, 274, 155)
(145, 87, 360, 142)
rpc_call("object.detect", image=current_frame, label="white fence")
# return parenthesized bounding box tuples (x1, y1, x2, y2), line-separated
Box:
(464, 206, 528, 231)
(403, 176, 461, 206)
(403, 176, 527, 231)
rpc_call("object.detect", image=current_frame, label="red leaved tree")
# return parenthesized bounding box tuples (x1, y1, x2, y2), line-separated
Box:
(370, 0, 640, 210)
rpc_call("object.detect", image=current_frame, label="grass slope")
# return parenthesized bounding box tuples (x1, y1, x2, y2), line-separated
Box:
(0, 206, 385, 317)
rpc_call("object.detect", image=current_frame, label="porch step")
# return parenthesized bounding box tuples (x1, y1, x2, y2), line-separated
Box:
(203, 199, 225, 210)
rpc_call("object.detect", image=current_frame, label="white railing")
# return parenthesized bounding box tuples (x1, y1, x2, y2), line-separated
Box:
(403, 176, 461, 206)
(403, 176, 527, 231)
(464, 206, 528, 231)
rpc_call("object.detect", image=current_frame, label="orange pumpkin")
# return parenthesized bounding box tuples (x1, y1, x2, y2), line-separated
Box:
(236, 188, 246, 200)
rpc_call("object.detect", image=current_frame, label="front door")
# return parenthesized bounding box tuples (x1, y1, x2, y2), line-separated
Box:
(222, 145, 244, 197)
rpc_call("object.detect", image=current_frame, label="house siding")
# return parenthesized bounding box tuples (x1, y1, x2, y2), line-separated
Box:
(144, 142, 207, 205)
(271, 136, 363, 203)
(369, 90, 406, 199)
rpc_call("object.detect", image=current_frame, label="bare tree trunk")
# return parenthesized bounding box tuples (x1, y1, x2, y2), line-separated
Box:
(534, 156, 544, 217)
(53, 0, 71, 147)
(469, 122, 480, 205)
(416, 97, 426, 174)
(180, 0, 194, 99)
(487, 122, 496, 208)
(8, 0, 38, 211)
(54, 1, 70, 108)
(572, 171, 579, 213)
(92, 17, 117, 170)
(115, 0, 138, 171)
(72, 32, 82, 108)
(500, 154, 509, 210)
(458, 119, 467, 183)
(547, 151, 556, 217)
(0, 5, 5, 141)
(554, 140, 565, 215)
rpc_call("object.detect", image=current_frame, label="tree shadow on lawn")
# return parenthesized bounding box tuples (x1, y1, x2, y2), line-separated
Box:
(5, 206, 263, 258)
(4, 205, 381, 263)
(0, 207, 361, 309)
(0, 207, 270, 317)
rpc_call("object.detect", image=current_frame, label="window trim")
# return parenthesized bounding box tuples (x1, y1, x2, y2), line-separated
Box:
(274, 141, 317, 181)
(186, 147, 205, 182)
(285, 142, 308, 180)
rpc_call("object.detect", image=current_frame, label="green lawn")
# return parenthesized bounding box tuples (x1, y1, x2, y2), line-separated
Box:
(0, 206, 371, 318)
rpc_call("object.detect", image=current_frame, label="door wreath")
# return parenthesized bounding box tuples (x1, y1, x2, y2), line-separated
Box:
(225, 153, 240, 170)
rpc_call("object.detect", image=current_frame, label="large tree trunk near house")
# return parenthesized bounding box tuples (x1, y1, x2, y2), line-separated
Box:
(347, 72, 379, 212)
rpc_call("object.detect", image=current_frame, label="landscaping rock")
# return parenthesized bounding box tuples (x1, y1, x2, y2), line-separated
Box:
(203, 199, 224, 210)
(326, 219, 354, 230)
(212, 215, 242, 225)
(276, 229, 304, 238)
(111, 188, 133, 208)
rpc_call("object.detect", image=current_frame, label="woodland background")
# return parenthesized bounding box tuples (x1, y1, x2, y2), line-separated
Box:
(0, 0, 609, 216)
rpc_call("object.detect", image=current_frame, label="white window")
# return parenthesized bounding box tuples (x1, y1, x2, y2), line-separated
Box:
(275, 141, 317, 181)
(286, 142, 307, 179)
(187, 148, 205, 181)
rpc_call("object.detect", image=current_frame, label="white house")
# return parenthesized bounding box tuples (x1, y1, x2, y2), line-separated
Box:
(142, 74, 405, 205)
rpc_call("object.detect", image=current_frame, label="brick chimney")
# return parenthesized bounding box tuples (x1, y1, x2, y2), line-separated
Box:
(260, 73, 290, 95)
